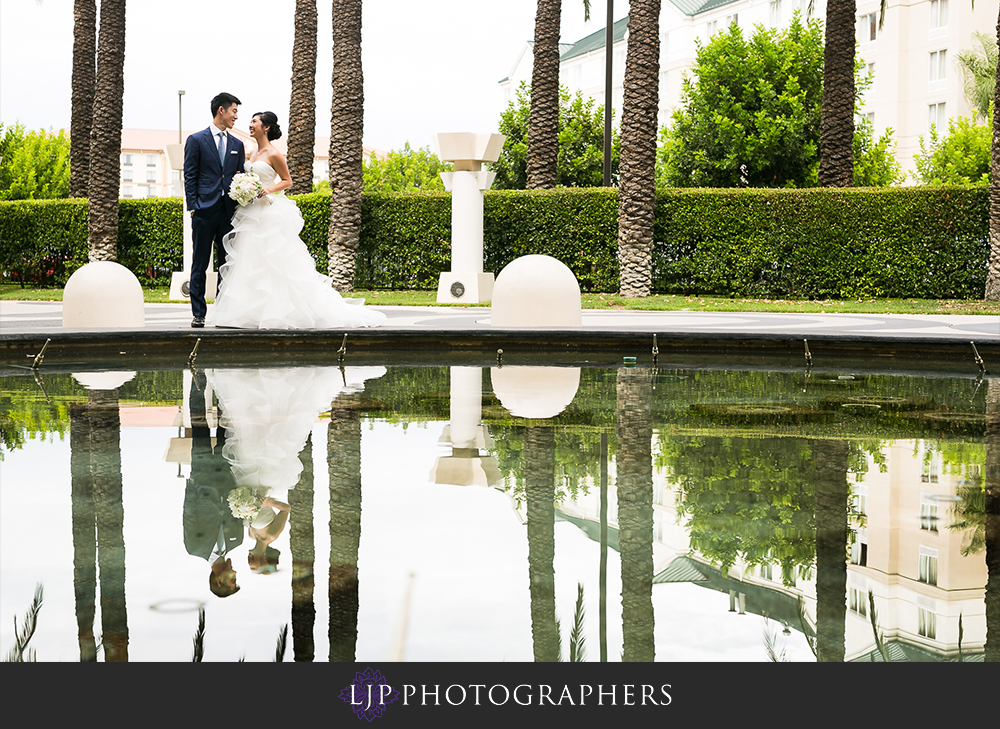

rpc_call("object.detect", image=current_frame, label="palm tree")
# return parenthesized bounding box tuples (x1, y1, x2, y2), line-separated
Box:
(526, 1, 562, 189)
(525, 426, 559, 661)
(86, 0, 126, 261)
(616, 367, 655, 661)
(984, 14, 1000, 301)
(69, 0, 96, 200)
(287, 0, 318, 195)
(617, 1, 660, 298)
(327, 0, 364, 292)
(289, 434, 316, 661)
(955, 31, 997, 123)
(817, 0, 855, 187)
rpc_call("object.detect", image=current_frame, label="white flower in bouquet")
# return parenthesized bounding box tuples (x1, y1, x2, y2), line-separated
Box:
(227, 487, 262, 520)
(229, 171, 265, 206)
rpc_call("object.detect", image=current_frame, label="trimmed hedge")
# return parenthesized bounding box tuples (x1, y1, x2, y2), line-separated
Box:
(0, 185, 989, 298)
(0, 197, 182, 287)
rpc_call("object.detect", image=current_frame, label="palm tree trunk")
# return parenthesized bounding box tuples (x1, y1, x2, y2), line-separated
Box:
(984, 11, 1000, 301)
(526, 0, 562, 189)
(327, 0, 364, 292)
(813, 439, 849, 662)
(328, 398, 362, 661)
(616, 1, 660, 298)
(287, 0, 318, 196)
(69, 0, 96, 199)
(290, 433, 316, 661)
(525, 426, 559, 661)
(616, 367, 655, 661)
(69, 401, 98, 662)
(86, 0, 126, 261)
(818, 0, 855, 187)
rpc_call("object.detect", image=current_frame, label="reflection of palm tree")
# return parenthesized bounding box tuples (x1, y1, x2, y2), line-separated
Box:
(813, 438, 849, 662)
(328, 396, 363, 661)
(616, 368, 654, 661)
(290, 434, 316, 661)
(70, 390, 129, 661)
(984, 378, 999, 661)
(525, 426, 558, 662)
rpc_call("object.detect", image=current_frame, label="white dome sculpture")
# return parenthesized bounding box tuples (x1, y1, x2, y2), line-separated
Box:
(63, 261, 145, 328)
(490, 254, 581, 328)
(72, 372, 137, 390)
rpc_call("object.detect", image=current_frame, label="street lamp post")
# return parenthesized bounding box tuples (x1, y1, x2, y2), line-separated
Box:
(178, 90, 185, 144)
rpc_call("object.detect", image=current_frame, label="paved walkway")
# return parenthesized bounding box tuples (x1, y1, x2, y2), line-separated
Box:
(1, 300, 997, 340)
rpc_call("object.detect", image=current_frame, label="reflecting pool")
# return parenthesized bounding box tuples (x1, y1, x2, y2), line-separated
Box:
(1, 362, 996, 662)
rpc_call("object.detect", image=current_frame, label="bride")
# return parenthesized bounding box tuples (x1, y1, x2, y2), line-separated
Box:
(207, 111, 387, 329)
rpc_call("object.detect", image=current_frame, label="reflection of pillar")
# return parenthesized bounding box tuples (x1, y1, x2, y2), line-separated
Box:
(814, 439, 850, 663)
(89, 389, 128, 662)
(328, 397, 362, 662)
(70, 402, 98, 662)
(985, 379, 999, 662)
(430, 367, 501, 487)
(616, 368, 655, 662)
(290, 433, 316, 662)
(526, 426, 558, 662)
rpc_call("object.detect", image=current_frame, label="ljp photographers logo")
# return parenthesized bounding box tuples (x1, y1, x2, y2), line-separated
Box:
(340, 667, 400, 721)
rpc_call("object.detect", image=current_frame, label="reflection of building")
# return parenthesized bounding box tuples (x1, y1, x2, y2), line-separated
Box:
(500, 0, 1000, 179)
(117, 129, 385, 199)
(547, 432, 987, 661)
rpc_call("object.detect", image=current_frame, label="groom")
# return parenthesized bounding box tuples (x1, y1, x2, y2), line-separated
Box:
(183, 92, 246, 328)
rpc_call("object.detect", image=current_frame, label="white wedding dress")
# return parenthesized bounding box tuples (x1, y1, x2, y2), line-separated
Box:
(207, 160, 387, 329)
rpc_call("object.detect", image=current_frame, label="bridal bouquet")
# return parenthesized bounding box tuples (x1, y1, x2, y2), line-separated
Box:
(227, 487, 262, 520)
(229, 170, 265, 206)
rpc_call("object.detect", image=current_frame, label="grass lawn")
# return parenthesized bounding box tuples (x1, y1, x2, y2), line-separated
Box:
(2, 283, 998, 315)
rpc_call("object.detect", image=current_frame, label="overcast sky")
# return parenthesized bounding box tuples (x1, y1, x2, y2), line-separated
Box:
(0, 0, 627, 152)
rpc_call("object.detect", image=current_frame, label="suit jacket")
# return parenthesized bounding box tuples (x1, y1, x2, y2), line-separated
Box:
(183, 126, 246, 212)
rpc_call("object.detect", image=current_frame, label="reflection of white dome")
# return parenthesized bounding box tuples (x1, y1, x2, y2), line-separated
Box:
(72, 371, 137, 390)
(490, 255, 580, 327)
(491, 366, 581, 419)
(63, 261, 144, 328)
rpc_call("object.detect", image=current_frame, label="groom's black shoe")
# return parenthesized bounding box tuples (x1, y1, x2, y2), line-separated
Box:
(191, 316, 205, 328)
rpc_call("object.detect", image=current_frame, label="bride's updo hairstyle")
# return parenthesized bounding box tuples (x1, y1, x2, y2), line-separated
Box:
(254, 111, 282, 141)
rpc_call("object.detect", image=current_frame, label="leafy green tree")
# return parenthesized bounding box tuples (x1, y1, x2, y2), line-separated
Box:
(361, 143, 451, 193)
(955, 31, 998, 124)
(0, 123, 71, 200)
(657, 13, 900, 188)
(913, 107, 992, 185)
(490, 83, 620, 190)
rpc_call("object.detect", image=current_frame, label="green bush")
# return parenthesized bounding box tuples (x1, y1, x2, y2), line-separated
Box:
(0, 186, 990, 298)
(0, 197, 181, 286)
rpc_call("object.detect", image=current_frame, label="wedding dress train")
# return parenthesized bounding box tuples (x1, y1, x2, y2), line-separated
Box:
(207, 160, 387, 329)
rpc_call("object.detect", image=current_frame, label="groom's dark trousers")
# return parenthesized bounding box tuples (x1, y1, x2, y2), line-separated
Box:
(183, 128, 246, 319)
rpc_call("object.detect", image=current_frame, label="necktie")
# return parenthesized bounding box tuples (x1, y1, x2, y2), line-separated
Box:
(217, 131, 226, 167)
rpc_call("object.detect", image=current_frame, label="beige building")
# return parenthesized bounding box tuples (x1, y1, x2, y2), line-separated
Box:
(118, 127, 385, 199)
(500, 0, 999, 180)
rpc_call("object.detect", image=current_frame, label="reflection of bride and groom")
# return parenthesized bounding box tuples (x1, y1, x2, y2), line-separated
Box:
(183, 365, 385, 597)
(184, 92, 386, 330)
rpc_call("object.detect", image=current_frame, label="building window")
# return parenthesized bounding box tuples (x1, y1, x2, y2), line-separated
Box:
(146, 154, 156, 167)
(920, 500, 939, 532)
(123, 153, 132, 166)
(172, 170, 180, 182)
(852, 484, 868, 516)
(725, 13, 739, 27)
(122, 185, 132, 199)
(122, 170, 133, 182)
(770, 0, 781, 26)
(658, 70, 668, 98)
(759, 562, 773, 580)
(147, 187, 157, 198)
(146, 170, 156, 182)
(850, 531, 868, 566)
(919, 547, 938, 585)
(928, 102, 946, 133)
(705, 20, 718, 37)
(859, 13, 877, 43)
(849, 586, 868, 616)
(930, 0, 948, 29)
(917, 606, 937, 639)
(929, 49, 947, 81)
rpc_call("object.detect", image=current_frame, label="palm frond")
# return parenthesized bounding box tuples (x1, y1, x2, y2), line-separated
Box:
(762, 614, 789, 662)
(274, 624, 289, 662)
(569, 583, 587, 662)
(582, 0, 592, 23)
(868, 590, 889, 661)
(4, 583, 43, 662)
(191, 607, 205, 662)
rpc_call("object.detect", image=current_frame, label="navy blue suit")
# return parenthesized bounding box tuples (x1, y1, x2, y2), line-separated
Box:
(183, 127, 246, 318)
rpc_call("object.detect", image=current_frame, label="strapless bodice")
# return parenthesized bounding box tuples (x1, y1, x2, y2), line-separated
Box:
(246, 159, 277, 185)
